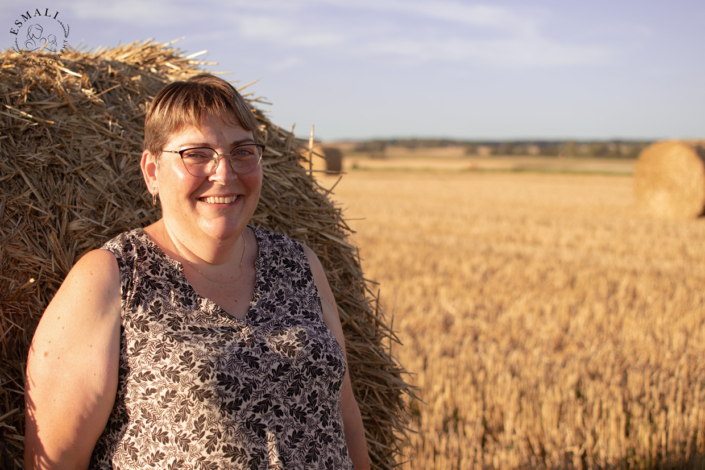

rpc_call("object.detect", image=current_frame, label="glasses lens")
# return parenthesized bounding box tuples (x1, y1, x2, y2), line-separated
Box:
(229, 144, 262, 174)
(181, 148, 217, 176)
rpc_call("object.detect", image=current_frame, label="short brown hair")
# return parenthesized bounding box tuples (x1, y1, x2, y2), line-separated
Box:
(144, 74, 259, 157)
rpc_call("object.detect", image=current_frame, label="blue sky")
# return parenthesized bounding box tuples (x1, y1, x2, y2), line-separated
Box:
(3, 1, 704, 141)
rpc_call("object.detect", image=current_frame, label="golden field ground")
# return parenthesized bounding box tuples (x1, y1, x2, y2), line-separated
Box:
(326, 162, 705, 469)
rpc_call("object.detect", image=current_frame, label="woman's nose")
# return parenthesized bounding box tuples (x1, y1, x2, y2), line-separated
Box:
(209, 154, 238, 183)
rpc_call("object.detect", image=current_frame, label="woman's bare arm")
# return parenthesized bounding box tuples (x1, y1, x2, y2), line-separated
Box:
(304, 245, 371, 470)
(25, 249, 122, 470)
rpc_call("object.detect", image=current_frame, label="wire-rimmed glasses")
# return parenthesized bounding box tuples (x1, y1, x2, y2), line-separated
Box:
(162, 143, 265, 177)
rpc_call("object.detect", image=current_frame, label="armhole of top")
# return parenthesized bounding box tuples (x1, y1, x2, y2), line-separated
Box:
(99, 243, 129, 323)
(294, 240, 326, 323)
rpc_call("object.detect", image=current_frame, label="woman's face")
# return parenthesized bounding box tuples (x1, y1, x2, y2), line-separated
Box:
(145, 112, 262, 245)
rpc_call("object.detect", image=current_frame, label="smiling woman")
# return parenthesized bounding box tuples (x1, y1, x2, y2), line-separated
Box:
(24, 74, 370, 470)
(143, 110, 263, 272)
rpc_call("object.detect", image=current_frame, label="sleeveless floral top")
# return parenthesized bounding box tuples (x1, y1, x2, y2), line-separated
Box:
(90, 226, 353, 470)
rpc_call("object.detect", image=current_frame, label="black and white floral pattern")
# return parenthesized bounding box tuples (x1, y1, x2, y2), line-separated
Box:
(90, 227, 353, 470)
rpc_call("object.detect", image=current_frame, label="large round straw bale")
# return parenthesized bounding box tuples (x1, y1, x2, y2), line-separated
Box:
(323, 146, 343, 174)
(633, 141, 705, 219)
(0, 41, 410, 469)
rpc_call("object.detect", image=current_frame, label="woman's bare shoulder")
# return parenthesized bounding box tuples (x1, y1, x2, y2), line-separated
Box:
(59, 248, 121, 305)
(28, 248, 122, 379)
(30, 247, 121, 359)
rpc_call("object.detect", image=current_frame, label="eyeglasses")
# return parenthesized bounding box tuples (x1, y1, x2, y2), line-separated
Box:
(162, 143, 265, 177)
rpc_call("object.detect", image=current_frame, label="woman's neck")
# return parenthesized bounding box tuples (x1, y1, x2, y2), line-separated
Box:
(154, 219, 246, 267)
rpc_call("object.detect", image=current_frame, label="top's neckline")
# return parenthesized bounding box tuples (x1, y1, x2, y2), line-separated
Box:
(134, 225, 264, 325)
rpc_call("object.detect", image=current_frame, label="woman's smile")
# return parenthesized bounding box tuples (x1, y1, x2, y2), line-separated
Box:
(199, 194, 241, 204)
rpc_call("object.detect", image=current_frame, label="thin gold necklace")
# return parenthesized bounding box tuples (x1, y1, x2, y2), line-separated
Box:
(173, 233, 246, 284)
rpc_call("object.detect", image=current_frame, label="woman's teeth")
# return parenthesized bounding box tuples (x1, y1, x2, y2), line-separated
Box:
(202, 196, 238, 204)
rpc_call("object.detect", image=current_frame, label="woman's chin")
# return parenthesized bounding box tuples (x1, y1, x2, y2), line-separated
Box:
(196, 220, 247, 241)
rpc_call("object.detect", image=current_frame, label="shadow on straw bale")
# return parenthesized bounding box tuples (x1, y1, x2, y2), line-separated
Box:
(0, 40, 411, 470)
(634, 141, 705, 220)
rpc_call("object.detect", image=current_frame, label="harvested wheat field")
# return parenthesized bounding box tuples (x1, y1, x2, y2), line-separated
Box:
(331, 170, 705, 469)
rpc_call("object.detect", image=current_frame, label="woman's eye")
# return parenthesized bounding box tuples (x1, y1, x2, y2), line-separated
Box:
(183, 150, 212, 159)
(232, 147, 256, 158)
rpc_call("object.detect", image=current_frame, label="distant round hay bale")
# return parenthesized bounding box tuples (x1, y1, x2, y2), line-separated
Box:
(322, 146, 343, 173)
(633, 141, 705, 219)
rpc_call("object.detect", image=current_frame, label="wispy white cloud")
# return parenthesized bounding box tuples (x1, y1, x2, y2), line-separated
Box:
(269, 56, 303, 71)
(47, 0, 620, 67)
(355, 0, 540, 34)
(343, 1, 614, 66)
(360, 34, 611, 67)
(230, 14, 344, 47)
(58, 0, 189, 25)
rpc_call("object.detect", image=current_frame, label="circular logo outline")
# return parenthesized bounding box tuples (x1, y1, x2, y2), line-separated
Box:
(9, 8, 70, 55)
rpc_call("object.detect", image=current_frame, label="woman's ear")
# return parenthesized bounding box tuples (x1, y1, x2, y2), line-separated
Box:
(141, 149, 158, 195)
